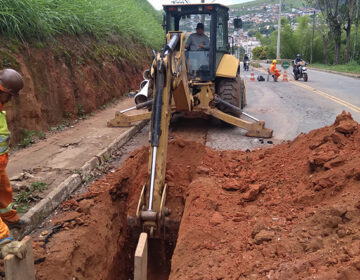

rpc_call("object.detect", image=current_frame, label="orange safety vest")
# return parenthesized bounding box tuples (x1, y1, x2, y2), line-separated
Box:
(270, 64, 277, 73)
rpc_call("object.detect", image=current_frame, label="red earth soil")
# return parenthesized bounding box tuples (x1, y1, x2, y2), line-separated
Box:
(31, 111, 360, 280)
(170, 111, 360, 280)
(1, 36, 149, 143)
(32, 139, 205, 280)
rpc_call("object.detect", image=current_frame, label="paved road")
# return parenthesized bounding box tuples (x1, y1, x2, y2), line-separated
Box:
(206, 64, 360, 151)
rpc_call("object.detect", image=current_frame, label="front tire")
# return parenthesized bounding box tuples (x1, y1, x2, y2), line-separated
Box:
(216, 76, 242, 118)
(303, 73, 308, 82)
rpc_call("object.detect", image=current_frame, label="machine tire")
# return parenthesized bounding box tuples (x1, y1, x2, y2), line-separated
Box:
(239, 77, 246, 109)
(303, 73, 308, 82)
(295, 74, 299, 80)
(216, 77, 242, 118)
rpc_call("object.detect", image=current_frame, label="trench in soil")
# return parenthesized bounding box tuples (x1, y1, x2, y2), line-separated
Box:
(109, 120, 208, 279)
(33, 124, 206, 280)
(123, 198, 184, 280)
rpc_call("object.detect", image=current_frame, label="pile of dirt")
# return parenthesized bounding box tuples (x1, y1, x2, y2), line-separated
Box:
(170, 111, 360, 280)
(31, 111, 360, 280)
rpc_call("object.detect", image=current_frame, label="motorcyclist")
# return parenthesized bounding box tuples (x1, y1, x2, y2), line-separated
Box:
(293, 54, 304, 75)
(243, 54, 249, 71)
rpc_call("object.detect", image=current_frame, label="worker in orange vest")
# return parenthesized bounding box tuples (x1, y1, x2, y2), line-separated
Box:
(270, 60, 281, 82)
(0, 69, 27, 259)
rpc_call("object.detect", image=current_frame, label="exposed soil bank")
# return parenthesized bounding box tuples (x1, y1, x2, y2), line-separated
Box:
(170, 112, 360, 280)
(0, 36, 150, 143)
(32, 112, 360, 280)
(33, 139, 206, 279)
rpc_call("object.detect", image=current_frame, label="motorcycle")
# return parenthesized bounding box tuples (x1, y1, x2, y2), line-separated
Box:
(293, 61, 308, 82)
(243, 60, 249, 71)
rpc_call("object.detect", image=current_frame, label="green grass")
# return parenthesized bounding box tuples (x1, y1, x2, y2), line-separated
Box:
(310, 61, 360, 75)
(0, 0, 163, 48)
(19, 129, 48, 147)
(14, 181, 48, 213)
(20, 129, 36, 148)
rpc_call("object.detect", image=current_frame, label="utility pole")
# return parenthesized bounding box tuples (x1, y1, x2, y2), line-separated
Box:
(201, 0, 205, 24)
(276, 0, 282, 59)
(310, 10, 315, 64)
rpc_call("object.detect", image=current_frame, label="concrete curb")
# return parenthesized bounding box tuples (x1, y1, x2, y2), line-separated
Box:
(309, 67, 360, 79)
(16, 120, 148, 238)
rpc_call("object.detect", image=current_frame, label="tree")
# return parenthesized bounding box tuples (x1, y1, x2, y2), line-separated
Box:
(353, 0, 359, 60)
(308, 0, 343, 64)
(279, 17, 298, 59)
(316, 13, 330, 64)
(252, 46, 268, 59)
(294, 16, 312, 60)
(341, 0, 356, 62)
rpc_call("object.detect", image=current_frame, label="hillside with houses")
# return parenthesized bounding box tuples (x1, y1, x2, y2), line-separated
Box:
(229, 0, 318, 59)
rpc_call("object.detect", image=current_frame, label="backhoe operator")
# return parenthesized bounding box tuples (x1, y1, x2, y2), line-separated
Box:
(185, 23, 209, 51)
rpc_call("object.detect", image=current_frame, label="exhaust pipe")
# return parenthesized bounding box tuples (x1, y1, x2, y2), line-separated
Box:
(134, 79, 150, 105)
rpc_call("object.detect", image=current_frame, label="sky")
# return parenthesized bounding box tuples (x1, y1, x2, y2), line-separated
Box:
(147, 0, 251, 10)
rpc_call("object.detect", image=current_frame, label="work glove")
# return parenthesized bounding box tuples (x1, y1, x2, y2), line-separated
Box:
(0, 238, 27, 259)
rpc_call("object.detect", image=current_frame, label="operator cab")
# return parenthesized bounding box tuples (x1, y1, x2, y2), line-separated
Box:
(163, 3, 240, 82)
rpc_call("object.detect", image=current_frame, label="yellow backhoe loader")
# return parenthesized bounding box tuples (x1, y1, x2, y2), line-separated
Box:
(108, 1, 272, 256)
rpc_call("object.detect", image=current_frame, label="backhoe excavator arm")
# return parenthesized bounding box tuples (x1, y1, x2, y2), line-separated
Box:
(136, 32, 189, 237)
(109, 32, 272, 238)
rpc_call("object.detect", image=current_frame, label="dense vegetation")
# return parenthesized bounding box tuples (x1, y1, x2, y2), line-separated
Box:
(0, 0, 164, 48)
(253, 15, 360, 67)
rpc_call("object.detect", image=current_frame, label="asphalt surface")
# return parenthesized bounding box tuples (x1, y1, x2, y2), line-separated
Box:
(65, 65, 359, 154)
(205, 64, 360, 151)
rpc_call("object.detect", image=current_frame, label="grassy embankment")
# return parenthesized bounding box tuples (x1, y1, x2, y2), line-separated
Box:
(0, 0, 164, 143)
(0, 0, 163, 48)
(310, 61, 360, 75)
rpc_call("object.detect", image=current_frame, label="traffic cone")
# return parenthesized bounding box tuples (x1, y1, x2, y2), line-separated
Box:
(250, 68, 255, 82)
(282, 70, 288, 82)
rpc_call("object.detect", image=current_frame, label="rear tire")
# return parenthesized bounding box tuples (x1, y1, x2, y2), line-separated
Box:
(240, 78, 246, 108)
(216, 76, 242, 118)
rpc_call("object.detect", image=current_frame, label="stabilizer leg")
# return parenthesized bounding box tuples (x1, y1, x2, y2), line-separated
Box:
(107, 111, 151, 127)
(208, 108, 273, 138)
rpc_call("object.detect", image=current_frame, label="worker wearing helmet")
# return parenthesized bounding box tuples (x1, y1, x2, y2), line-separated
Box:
(270, 60, 281, 82)
(0, 69, 27, 259)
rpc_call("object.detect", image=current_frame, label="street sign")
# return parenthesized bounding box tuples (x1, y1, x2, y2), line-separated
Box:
(282, 61, 290, 69)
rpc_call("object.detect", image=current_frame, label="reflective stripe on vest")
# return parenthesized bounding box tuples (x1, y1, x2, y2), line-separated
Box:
(0, 111, 10, 155)
(0, 203, 14, 214)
